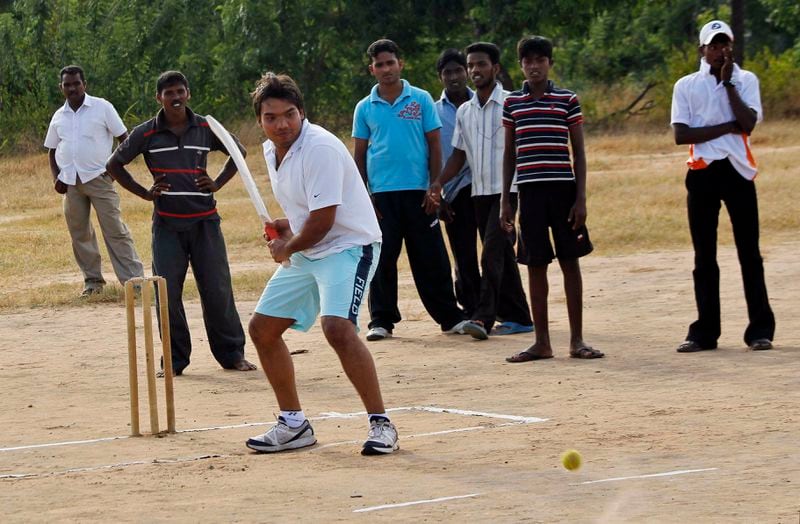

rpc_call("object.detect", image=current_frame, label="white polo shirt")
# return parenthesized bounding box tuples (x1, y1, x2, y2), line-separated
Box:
(671, 58, 762, 180)
(262, 120, 382, 260)
(452, 82, 515, 196)
(44, 94, 127, 185)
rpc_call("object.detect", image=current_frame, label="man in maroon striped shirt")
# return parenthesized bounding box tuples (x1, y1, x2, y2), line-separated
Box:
(107, 71, 256, 376)
(500, 36, 603, 363)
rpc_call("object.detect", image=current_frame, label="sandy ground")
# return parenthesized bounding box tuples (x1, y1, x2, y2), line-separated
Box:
(1, 242, 799, 523)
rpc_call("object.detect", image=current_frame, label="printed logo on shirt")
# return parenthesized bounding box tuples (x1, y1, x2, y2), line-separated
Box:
(398, 101, 422, 120)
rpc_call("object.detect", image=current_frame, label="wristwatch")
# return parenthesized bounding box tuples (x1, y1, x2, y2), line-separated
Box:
(722, 79, 737, 88)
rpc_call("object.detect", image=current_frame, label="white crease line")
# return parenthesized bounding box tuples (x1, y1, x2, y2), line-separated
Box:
(1, 406, 546, 453)
(0, 454, 227, 480)
(353, 493, 482, 513)
(311, 421, 533, 452)
(353, 493, 481, 513)
(1, 417, 546, 479)
(579, 468, 718, 485)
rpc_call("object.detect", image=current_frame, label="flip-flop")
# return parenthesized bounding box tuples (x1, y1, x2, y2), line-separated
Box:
(569, 346, 605, 359)
(505, 351, 553, 363)
(493, 321, 535, 336)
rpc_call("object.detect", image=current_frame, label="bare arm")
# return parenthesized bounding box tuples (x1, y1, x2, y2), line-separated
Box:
(48, 149, 67, 194)
(353, 138, 370, 190)
(425, 129, 442, 185)
(106, 156, 169, 200)
(672, 122, 743, 145)
(267, 206, 336, 263)
(568, 123, 587, 230)
(721, 48, 757, 134)
(424, 148, 466, 214)
(500, 126, 517, 232)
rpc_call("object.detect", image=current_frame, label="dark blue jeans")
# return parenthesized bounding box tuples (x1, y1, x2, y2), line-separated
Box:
(685, 159, 775, 347)
(152, 219, 246, 373)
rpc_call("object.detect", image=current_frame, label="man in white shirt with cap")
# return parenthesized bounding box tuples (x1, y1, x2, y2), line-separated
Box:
(45, 65, 143, 296)
(671, 20, 775, 353)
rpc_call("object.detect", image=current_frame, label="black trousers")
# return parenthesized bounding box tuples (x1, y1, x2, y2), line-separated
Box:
(443, 185, 481, 318)
(472, 194, 532, 332)
(369, 190, 464, 331)
(685, 158, 775, 347)
(152, 219, 246, 373)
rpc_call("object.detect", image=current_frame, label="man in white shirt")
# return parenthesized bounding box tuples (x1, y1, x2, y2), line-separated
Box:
(427, 42, 533, 340)
(44, 65, 143, 296)
(671, 21, 775, 353)
(245, 73, 398, 456)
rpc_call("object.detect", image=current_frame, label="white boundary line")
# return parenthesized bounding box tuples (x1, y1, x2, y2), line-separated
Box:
(0, 406, 547, 453)
(579, 468, 718, 485)
(353, 493, 482, 513)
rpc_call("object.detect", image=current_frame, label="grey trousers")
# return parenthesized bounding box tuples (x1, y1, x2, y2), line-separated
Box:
(63, 173, 144, 286)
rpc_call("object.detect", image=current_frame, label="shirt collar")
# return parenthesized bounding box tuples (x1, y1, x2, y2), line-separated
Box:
(61, 94, 93, 113)
(521, 79, 554, 95)
(439, 87, 475, 108)
(154, 106, 199, 132)
(469, 82, 504, 107)
(263, 119, 310, 163)
(369, 79, 411, 104)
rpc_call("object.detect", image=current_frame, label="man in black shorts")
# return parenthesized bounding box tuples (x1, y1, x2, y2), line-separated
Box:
(500, 36, 603, 362)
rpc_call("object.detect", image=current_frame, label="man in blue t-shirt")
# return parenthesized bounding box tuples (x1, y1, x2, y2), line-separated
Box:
(353, 39, 466, 341)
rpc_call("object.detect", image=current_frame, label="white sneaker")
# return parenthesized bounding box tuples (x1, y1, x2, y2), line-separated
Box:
(444, 319, 470, 335)
(366, 327, 392, 341)
(246, 416, 316, 453)
(361, 418, 399, 455)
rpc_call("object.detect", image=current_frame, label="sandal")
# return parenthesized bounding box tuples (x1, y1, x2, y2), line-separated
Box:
(569, 346, 605, 359)
(505, 351, 553, 363)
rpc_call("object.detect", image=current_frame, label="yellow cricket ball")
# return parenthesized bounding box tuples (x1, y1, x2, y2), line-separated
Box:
(561, 449, 582, 471)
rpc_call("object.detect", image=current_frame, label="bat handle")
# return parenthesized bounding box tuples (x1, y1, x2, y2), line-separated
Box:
(264, 224, 291, 268)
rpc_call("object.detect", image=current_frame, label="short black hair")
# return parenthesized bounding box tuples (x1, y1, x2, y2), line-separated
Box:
(367, 39, 401, 61)
(156, 70, 189, 94)
(465, 42, 501, 65)
(60, 65, 85, 83)
(436, 48, 466, 74)
(517, 36, 553, 62)
(251, 72, 305, 117)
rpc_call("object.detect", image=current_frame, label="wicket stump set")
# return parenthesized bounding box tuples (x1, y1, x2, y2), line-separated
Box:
(125, 276, 175, 436)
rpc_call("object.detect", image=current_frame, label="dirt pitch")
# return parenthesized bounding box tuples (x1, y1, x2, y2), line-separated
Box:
(1, 243, 799, 523)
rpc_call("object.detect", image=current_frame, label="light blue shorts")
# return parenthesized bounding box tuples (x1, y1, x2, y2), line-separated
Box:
(255, 242, 380, 332)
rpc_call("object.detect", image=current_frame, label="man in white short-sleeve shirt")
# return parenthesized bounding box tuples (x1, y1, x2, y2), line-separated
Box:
(44, 65, 143, 296)
(670, 20, 774, 353)
(245, 73, 398, 456)
(427, 42, 533, 341)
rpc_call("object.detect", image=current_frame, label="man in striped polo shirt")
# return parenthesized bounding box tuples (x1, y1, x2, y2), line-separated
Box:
(500, 36, 603, 362)
(107, 71, 256, 376)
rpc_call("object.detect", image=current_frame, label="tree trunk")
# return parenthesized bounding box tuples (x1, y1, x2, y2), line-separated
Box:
(731, 0, 745, 65)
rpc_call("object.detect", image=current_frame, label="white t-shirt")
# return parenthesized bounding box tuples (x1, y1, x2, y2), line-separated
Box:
(671, 59, 762, 180)
(44, 94, 127, 184)
(452, 82, 516, 195)
(262, 120, 382, 259)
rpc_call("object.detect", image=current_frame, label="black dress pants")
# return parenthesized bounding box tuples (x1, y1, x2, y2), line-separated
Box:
(685, 158, 775, 347)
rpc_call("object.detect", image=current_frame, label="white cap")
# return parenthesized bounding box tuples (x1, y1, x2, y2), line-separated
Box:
(699, 20, 734, 45)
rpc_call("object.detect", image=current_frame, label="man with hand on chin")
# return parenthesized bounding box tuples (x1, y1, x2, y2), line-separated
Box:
(671, 20, 775, 353)
(107, 70, 256, 376)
